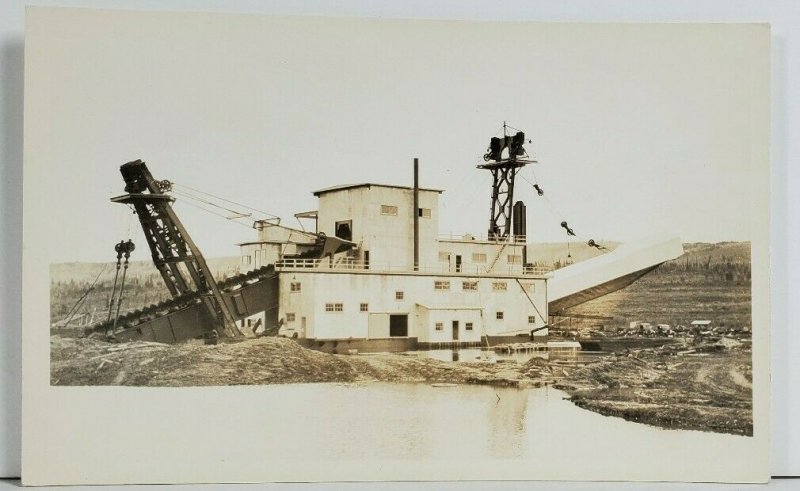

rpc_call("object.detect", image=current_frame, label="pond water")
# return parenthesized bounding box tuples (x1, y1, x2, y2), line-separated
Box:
(413, 347, 605, 364)
(253, 382, 749, 462)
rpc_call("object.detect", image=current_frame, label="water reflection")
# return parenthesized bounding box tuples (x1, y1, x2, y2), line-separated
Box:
(487, 386, 528, 458)
(418, 348, 581, 364)
(254, 383, 748, 464)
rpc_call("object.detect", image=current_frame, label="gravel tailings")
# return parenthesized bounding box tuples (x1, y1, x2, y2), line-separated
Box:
(51, 336, 520, 387)
(552, 342, 753, 436)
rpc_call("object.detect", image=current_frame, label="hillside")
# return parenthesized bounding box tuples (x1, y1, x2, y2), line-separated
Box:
(526, 240, 620, 267)
(564, 242, 751, 330)
(51, 256, 243, 284)
(50, 256, 242, 324)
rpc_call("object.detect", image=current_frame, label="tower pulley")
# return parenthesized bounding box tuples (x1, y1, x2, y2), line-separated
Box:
(107, 239, 135, 335)
(477, 125, 536, 240)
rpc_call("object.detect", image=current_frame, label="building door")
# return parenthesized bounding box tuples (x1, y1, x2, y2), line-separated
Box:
(368, 313, 389, 339)
(389, 314, 408, 337)
(455, 255, 462, 273)
(452, 320, 459, 341)
(301, 317, 307, 337)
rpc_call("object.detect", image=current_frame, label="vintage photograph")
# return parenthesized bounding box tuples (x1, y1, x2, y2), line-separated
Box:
(24, 7, 770, 484)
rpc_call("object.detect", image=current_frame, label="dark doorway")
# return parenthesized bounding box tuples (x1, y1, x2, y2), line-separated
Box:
(335, 220, 352, 241)
(455, 255, 462, 273)
(389, 314, 408, 337)
(452, 320, 459, 341)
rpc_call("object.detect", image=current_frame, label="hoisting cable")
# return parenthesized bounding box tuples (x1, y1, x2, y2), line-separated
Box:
(171, 182, 281, 220)
(106, 242, 125, 322)
(167, 186, 318, 239)
(520, 167, 609, 256)
(111, 239, 135, 333)
(564, 229, 573, 264)
(515, 278, 547, 325)
(279, 230, 296, 259)
(170, 189, 254, 221)
(61, 263, 109, 329)
(172, 197, 257, 230)
(125, 204, 135, 239)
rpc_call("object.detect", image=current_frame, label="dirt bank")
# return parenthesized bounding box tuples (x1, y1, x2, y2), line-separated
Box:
(51, 335, 524, 387)
(51, 334, 752, 436)
(552, 341, 753, 436)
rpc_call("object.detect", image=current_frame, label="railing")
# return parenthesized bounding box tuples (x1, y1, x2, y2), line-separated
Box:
(522, 265, 553, 275)
(438, 233, 527, 244)
(274, 258, 551, 276)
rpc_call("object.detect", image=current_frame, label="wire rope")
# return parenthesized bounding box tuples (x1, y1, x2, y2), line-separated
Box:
(172, 182, 280, 219)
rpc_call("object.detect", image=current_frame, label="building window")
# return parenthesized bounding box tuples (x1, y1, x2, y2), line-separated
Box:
(242, 255, 252, 265)
(507, 254, 522, 264)
(435, 322, 443, 331)
(290, 282, 301, 292)
(418, 208, 431, 218)
(496, 311, 504, 320)
(325, 303, 343, 312)
(434, 280, 450, 290)
(360, 303, 369, 312)
(286, 313, 296, 322)
(528, 316, 536, 324)
(462, 281, 478, 291)
(335, 220, 352, 241)
(492, 282, 507, 292)
(438, 252, 451, 262)
(465, 322, 474, 331)
(380, 205, 398, 216)
(472, 253, 487, 263)
(395, 291, 404, 300)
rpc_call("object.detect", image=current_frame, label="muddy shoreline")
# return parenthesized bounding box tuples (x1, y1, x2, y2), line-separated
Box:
(553, 343, 753, 436)
(51, 334, 752, 436)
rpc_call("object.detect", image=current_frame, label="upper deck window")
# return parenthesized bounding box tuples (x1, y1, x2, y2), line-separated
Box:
(380, 205, 398, 216)
(472, 253, 487, 263)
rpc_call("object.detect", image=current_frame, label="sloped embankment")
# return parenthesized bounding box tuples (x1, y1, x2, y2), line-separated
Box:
(50, 336, 517, 387)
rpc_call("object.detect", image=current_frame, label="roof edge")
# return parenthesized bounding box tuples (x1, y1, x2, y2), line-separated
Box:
(313, 183, 444, 197)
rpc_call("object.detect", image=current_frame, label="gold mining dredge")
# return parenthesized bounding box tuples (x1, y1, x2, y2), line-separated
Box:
(86, 128, 683, 349)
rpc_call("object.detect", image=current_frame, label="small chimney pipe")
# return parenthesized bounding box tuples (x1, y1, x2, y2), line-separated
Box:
(413, 158, 419, 271)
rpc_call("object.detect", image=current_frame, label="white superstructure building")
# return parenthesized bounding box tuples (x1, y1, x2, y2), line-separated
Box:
(238, 182, 551, 351)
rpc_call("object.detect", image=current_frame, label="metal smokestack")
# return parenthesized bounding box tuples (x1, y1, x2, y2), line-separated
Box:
(512, 201, 527, 240)
(413, 158, 419, 271)
(513, 200, 527, 266)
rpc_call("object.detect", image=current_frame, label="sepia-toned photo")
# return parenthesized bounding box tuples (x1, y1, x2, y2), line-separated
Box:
(23, 8, 770, 485)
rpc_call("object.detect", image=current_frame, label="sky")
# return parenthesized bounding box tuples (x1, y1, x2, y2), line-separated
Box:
(25, 10, 769, 262)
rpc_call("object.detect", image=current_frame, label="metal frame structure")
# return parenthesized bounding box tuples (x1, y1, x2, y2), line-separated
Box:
(111, 159, 240, 337)
(477, 130, 532, 240)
